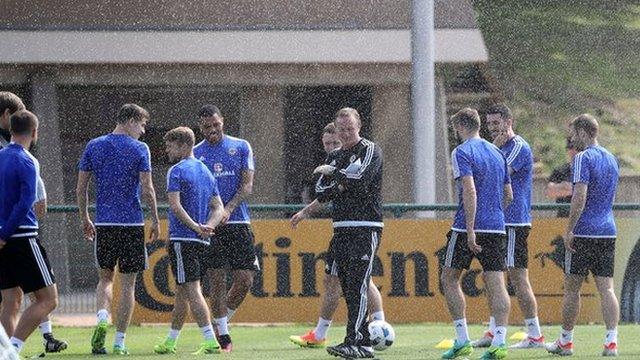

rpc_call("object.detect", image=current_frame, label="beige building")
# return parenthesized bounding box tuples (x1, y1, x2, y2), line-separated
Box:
(0, 0, 488, 293)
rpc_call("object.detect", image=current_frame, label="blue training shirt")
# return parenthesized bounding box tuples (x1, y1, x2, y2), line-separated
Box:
(194, 135, 254, 224)
(0, 144, 39, 240)
(167, 157, 220, 245)
(451, 138, 510, 234)
(501, 135, 533, 227)
(79, 134, 151, 225)
(572, 145, 619, 238)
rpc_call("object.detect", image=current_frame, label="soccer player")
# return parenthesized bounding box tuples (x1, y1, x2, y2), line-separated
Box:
(76, 104, 160, 355)
(291, 107, 384, 359)
(0, 91, 67, 353)
(545, 114, 620, 357)
(0, 110, 58, 355)
(472, 103, 543, 349)
(154, 127, 225, 355)
(290, 122, 385, 348)
(159, 105, 257, 352)
(440, 108, 512, 360)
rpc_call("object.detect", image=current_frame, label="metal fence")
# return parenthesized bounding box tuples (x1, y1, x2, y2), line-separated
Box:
(38, 203, 640, 314)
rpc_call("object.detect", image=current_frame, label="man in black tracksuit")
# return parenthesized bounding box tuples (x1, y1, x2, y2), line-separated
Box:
(291, 107, 383, 359)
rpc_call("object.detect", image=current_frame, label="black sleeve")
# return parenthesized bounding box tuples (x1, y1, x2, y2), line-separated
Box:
(334, 142, 382, 191)
(314, 152, 340, 203)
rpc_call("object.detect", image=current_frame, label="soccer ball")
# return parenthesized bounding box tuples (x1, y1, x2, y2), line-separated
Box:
(368, 320, 395, 351)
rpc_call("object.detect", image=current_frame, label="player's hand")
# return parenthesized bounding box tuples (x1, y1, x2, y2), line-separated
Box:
(82, 218, 96, 242)
(564, 232, 576, 253)
(220, 208, 231, 225)
(313, 165, 336, 176)
(493, 130, 509, 147)
(290, 210, 307, 229)
(0, 238, 6, 251)
(149, 221, 160, 242)
(467, 231, 482, 254)
(197, 224, 215, 237)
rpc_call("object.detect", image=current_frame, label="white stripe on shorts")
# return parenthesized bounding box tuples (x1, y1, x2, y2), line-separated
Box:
(564, 248, 572, 274)
(354, 230, 378, 342)
(330, 260, 339, 276)
(445, 232, 458, 267)
(173, 242, 185, 284)
(29, 238, 53, 286)
(506, 228, 516, 268)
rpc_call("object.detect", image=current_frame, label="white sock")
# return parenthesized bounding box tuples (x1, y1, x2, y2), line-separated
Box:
(10, 337, 24, 353)
(560, 328, 573, 345)
(214, 317, 229, 336)
(525, 317, 542, 338)
(114, 332, 126, 348)
(314, 317, 332, 340)
(97, 309, 109, 323)
(453, 318, 470, 343)
(605, 328, 618, 345)
(371, 311, 385, 322)
(201, 324, 215, 341)
(39, 320, 52, 335)
(168, 328, 180, 341)
(489, 316, 496, 335)
(226, 307, 236, 321)
(492, 326, 507, 346)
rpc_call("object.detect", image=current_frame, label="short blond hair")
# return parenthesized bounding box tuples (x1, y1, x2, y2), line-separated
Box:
(335, 107, 361, 126)
(451, 108, 481, 131)
(164, 126, 195, 147)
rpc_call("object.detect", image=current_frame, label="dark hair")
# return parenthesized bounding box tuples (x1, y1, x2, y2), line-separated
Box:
(571, 113, 599, 138)
(198, 104, 222, 118)
(116, 104, 149, 125)
(451, 108, 481, 131)
(486, 103, 513, 121)
(0, 91, 25, 115)
(323, 122, 336, 135)
(164, 126, 195, 147)
(10, 110, 38, 136)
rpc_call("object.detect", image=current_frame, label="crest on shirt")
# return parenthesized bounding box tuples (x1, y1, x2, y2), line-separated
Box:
(350, 155, 357, 163)
(228, 148, 237, 156)
(199, 156, 205, 161)
(213, 163, 223, 173)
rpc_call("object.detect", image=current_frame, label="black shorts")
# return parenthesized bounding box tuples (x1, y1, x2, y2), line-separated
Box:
(325, 227, 382, 276)
(206, 224, 259, 271)
(95, 226, 147, 273)
(442, 230, 506, 272)
(0, 237, 56, 293)
(565, 237, 615, 277)
(169, 241, 209, 285)
(505, 226, 531, 269)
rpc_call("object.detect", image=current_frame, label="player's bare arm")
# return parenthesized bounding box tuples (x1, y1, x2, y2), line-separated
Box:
(565, 182, 587, 252)
(205, 195, 225, 230)
(168, 191, 212, 238)
(76, 170, 96, 241)
(290, 199, 323, 229)
(34, 199, 47, 219)
(503, 183, 513, 210)
(461, 175, 481, 254)
(222, 169, 254, 224)
(140, 171, 160, 241)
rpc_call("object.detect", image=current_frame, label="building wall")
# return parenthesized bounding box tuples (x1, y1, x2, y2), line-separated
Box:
(1, 0, 478, 31)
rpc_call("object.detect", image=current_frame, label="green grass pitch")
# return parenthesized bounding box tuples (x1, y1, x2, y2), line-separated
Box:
(18, 323, 640, 359)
